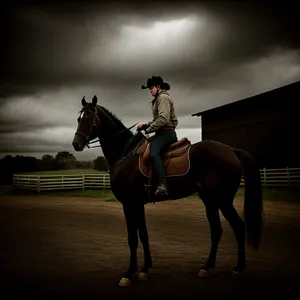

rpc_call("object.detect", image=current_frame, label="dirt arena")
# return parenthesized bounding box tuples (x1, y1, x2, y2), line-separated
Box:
(0, 194, 299, 299)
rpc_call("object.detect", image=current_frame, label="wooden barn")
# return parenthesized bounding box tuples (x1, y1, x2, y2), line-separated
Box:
(191, 80, 299, 168)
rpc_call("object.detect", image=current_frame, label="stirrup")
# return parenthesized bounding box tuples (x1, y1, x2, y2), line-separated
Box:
(155, 185, 168, 196)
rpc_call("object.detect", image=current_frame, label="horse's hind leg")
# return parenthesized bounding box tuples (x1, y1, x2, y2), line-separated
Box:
(220, 202, 246, 276)
(198, 196, 223, 277)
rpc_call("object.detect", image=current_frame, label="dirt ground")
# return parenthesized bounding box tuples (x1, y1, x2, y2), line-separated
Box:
(0, 194, 299, 299)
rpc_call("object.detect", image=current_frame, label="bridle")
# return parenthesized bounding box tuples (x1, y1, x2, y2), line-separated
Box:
(75, 106, 138, 149)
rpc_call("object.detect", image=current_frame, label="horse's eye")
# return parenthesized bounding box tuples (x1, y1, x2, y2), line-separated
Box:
(77, 117, 80, 123)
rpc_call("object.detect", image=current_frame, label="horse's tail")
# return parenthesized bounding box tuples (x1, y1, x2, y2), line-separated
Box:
(234, 149, 263, 250)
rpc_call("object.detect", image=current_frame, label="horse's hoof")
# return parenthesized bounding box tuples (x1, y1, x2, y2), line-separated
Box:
(138, 272, 148, 281)
(231, 270, 241, 279)
(197, 269, 210, 278)
(118, 277, 132, 287)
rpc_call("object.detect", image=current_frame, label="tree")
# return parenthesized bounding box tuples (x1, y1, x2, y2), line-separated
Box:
(42, 154, 54, 161)
(93, 156, 109, 171)
(0, 155, 39, 184)
(55, 151, 77, 169)
(41, 154, 57, 170)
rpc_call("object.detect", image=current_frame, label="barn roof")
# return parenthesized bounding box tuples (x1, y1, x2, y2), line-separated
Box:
(191, 80, 300, 117)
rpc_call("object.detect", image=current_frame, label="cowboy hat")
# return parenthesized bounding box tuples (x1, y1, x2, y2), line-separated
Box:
(141, 76, 170, 90)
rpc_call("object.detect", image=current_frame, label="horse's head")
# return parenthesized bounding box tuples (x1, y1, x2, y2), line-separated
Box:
(72, 95, 100, 151)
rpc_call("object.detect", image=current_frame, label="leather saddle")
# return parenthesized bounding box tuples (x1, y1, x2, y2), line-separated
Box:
(135, 137, 191, 178)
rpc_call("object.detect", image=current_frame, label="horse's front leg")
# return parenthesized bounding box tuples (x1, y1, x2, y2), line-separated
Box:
(137, 203, 152, 280)
(119, 203, 139, 287)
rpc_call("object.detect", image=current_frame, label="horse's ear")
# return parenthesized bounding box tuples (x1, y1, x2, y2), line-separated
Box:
(81, 96, 86, 106)
(92, 95, 98, 107)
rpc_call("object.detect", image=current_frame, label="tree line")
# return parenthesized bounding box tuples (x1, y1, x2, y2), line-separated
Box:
(0, 151, 109, 184)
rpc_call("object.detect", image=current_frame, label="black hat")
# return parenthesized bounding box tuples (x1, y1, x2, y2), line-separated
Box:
(141, 76, 170, 90)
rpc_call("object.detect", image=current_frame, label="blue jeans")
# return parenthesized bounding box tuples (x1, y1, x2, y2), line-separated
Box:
(149, 130, 178, 182)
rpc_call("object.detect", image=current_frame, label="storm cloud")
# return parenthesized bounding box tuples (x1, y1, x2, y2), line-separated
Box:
(1, 0, 299, 160)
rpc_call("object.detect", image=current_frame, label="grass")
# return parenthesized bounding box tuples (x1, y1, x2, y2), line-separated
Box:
(17, 169, 107, 175)
(15, 170, 298, 203)
(235, 186, 299, 203)
(44, 189, 116, 202)
(34, 186, 299, 203)
(261, 186, 300, 202)
(186, 187, 298, 203)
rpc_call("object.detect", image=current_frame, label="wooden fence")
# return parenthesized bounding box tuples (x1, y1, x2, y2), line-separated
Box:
(13, 173, 111, 193)
(13, 167, 300, 193)
(241, 167, 300, 187)
(261, 167, 300, 186)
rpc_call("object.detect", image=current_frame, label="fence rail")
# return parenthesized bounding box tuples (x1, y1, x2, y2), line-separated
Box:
(13, 167, 300, 192)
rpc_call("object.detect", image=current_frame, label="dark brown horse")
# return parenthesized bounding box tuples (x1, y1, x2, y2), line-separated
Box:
(72, 95, 263, 287)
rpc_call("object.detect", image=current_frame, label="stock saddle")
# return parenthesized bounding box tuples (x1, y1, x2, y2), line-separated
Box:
(135, 136, 192, 188)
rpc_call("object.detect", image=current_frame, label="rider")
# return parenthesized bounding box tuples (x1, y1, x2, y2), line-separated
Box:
(137, 76, 178, 197)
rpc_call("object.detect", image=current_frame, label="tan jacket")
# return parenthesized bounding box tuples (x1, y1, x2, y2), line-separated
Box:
(145, 89, 178, 134)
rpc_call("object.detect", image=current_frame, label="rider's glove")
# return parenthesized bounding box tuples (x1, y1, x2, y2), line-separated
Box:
(137, 123, 148, 132)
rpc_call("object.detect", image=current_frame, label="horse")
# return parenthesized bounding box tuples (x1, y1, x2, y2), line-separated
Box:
(72, 95, 263, 287)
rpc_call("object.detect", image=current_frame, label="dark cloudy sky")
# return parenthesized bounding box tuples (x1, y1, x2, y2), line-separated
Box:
(1, 0, 299, 161)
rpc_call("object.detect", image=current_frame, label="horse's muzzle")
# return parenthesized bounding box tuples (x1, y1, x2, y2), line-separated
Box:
(72, 131, 87, 151)
(72, 135, 85, 151)
(72, 141, 82, 151)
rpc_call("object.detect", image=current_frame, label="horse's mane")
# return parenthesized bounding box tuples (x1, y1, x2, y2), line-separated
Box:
(98, 105, 128, 131)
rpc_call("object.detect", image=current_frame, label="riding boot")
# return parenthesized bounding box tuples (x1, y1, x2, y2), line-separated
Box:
(155, 179, 169, 197)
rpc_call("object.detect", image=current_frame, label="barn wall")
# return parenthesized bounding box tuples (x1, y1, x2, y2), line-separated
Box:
(200, 81, 299, 168)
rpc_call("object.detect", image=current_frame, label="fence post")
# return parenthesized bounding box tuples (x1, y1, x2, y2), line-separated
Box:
(37, 176, 40, 193)
(287, 167, 290, 186)
(263, 168, 267, 186)
(82, 175, 85, 190)
(105, 174, 109, 189)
